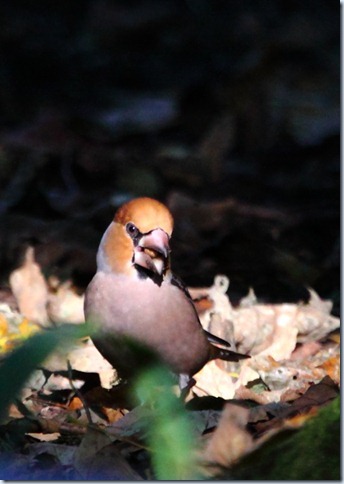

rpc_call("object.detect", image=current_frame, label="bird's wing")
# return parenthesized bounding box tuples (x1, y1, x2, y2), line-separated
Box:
(203, 329, 231, 347)
(170, 272, 194, 301)
(170, 272, 239, 349)
(209, 345, 250, 362)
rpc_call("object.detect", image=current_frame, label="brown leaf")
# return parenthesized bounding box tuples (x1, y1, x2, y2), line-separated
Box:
(317, 355, 340, 384)
(289, 375, 339, 412)
(84, 441, 144, 480)
(73, 425, 142, 480)
(284, 407, 319, 428)
(234, 384, 282, 405)
(247, 376, 339, 437)
(290, 340, 322, 360)
(203, 403, 253, 473)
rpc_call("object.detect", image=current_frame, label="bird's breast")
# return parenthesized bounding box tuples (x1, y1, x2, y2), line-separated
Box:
(84, 271, 210, 375)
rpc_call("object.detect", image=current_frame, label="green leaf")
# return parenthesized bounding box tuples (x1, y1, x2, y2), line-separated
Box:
(134, 365, 200, 480)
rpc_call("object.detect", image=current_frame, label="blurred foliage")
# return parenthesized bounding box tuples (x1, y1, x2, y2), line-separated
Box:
(0, 322, 93, 423)
(0, 318, 340, 479)
(134, 365, 200, 480)
(0, 325, 200, 479)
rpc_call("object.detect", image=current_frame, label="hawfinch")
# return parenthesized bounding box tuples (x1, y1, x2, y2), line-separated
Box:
(84, 197, 249, 387)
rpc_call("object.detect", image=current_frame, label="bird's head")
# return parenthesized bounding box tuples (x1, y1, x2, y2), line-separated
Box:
(97, 197, 174, 277)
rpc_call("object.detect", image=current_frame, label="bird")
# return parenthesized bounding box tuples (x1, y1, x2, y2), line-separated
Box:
(84, 197, 249, 389)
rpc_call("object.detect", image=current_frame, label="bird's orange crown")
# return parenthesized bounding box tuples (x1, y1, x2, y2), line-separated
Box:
(114, 197, 173, 235)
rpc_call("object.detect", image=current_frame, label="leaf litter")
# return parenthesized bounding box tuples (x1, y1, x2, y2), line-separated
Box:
(0, 247, 340, 479)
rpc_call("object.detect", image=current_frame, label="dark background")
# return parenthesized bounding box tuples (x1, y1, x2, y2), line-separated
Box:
(0, 1, 340, 313)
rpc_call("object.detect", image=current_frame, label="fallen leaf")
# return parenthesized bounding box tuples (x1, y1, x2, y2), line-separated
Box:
(317, 355, 340, 383)
(26, 431, 61, 442)
(81, 441, 144, 480)
(284, 407, 319, 428)
(193, 361, 237, 399)
(289, 375, 339, 412)
(247, 376, 339, 437)
(73, 425, 113, 478)
(0, 303, 40, 352)
(47, 278, 85, 324)
(73, 425, 142, 480)
(296, 289, 340, 343)
(9, 247, 49, 325)
(290, 340, 322, 360)
(203, 403, 252, 472)
(27, 441, 77, 467)
(193, 278, 340, 361)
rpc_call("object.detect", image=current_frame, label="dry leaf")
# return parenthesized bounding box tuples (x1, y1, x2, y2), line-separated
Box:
(234, 385, 285, 405)
(290, 340, 322, 360)
(295, 289, 340, 342)
(193, 361, 237, 399)
(284, 408, 319, 428)
(27, 441, 76, 467)
(74, 425, 142, 480)
(73, 425, 112, 477)
(42, 337, 116, 389)
(246, 376, 339, 438)
(317, 355, 340, 383)
(82, 442, 143, 480)
(193, 277, 340, 360)
(288, 375, 339, 411)
(193, 360, 259, 399)
(203, 403, 252, 472)
(187, 277, 340, 399)
(9, 246, 49, 325)
(47, 278, 85, 324)
(26, 432, 61, 442)
(0, 303, 40, 352)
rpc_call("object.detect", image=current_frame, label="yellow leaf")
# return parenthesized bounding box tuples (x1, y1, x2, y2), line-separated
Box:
(0, 315, 9, 337)
(18, 318, 39, 338)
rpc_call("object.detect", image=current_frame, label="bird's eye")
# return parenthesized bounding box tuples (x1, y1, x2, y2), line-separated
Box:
(126, 222, 139, 238)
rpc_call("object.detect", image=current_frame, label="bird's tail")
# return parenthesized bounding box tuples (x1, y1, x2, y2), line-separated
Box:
(209, 344, 250, 362)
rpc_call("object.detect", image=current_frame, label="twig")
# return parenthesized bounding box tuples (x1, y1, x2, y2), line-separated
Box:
(66, 359, 93, 425)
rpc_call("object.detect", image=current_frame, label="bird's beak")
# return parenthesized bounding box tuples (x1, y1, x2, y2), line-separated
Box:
(139, 229, 170, 258)
(133, 228, 170, 275)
